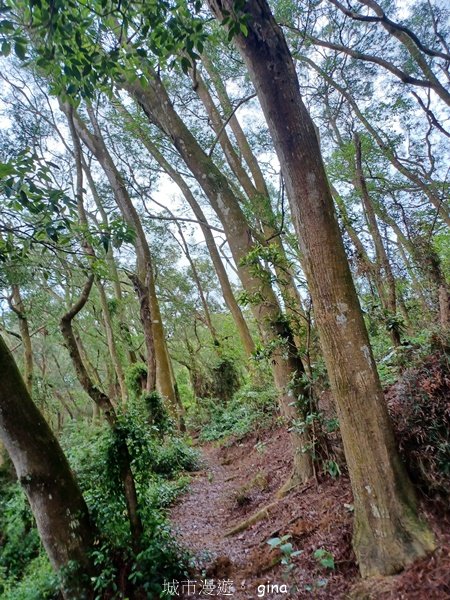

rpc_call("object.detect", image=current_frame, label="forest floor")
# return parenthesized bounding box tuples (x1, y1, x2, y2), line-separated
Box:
(170, 400, 450, 598)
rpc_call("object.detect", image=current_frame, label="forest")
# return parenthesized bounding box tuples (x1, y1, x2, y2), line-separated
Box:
(0, 0, 449, 598)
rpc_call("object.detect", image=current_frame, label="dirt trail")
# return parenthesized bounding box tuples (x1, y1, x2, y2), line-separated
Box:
(171, 445, 252, 592)
(170, 428, 450, 600)
(171, 442, 293, 599)
(170, 430, 355, 599)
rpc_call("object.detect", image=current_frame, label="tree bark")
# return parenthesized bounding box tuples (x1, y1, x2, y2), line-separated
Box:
(124, 72, 313, 483)
(0, 334, 95, 598)
(128, 271, 157, 392)
(209, 0, 436, 576)
(9, 284, 33, 393)
(60, 276, 143, 550)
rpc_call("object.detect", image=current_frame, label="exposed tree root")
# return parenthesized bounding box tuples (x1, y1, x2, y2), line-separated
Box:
(276, 474, 314, 499)
(225, 501, 278, 536)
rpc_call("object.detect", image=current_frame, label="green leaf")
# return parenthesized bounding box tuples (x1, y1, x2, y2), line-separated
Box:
(1, 40, 10, 56)
(279, 542, 293, 554)
(313, 549, 335, 570)
(0, 163, 15, 178)
(14, 40, 26, 60)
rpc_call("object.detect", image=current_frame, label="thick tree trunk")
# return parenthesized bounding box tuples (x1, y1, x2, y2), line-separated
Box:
(210, 0, 436, 576)
(0, 334, 95, 598)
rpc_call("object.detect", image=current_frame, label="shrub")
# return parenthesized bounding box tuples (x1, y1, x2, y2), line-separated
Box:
(210, 357, 241, 403)
(0, 407, 199, 598)
(0, 482, 41, 587)
(388, 351, 450, 502)
(0, 554, 57, 600)
(198, 383, 277, 442)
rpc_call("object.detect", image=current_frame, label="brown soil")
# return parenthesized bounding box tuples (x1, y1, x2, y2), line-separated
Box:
(170, 424, 450, 599)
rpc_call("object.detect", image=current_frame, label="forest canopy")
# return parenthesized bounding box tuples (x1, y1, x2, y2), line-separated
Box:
(0, 0, 449, 598)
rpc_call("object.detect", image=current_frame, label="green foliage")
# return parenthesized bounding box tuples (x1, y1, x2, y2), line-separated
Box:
(210, 357, 241, 403)
(0, 554, 57, 600)
(0, 406, 199, 597)
(0, 148, 76, 260)
(3, 0, 207, 97)
(195, 382, 277, 441)
(0, 482, 41, 587)
(313, 548, 335, 570)
(62, 412, 197, 596)
(324, 459, 341, 478)
(267, 534, 302, 576)
(433, 230, 450, 283)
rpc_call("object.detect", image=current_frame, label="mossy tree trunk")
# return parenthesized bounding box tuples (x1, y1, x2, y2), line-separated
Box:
(209, 0, 436, 576)
(0, 334, 95, 598)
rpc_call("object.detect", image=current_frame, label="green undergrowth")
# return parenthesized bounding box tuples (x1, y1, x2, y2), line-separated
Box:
(0, 404, 200, 599)
(188, 382, 278, 442)
(370, 326, 447, 386)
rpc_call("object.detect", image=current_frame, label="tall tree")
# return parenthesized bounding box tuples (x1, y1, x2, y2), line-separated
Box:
(0, 334, 95, 598)
(208, 0, 436, 576)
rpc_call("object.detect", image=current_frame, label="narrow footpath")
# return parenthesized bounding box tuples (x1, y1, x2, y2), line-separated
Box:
(170, 426, 450, 599)
(170, 429, 356, 599)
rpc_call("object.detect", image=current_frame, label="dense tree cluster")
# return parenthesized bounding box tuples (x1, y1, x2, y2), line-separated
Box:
(0, 0, 448, 597)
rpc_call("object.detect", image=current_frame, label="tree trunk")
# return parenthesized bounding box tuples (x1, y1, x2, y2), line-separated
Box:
(353, 133, 401, 346)
(82, 155, 138, 365)
(60, 276, 143, 550)
(0, 334, 95, 598)
(124, 73, 313, 483)
(128, 272, 157, 392)
(62, 102, 179, 413)
(210, 0, 436, 576)
(114, 99, 256, 358)
(96, 280, 128, 404)
(192, 64, 308, 347)
(9, 284, 33, 392)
